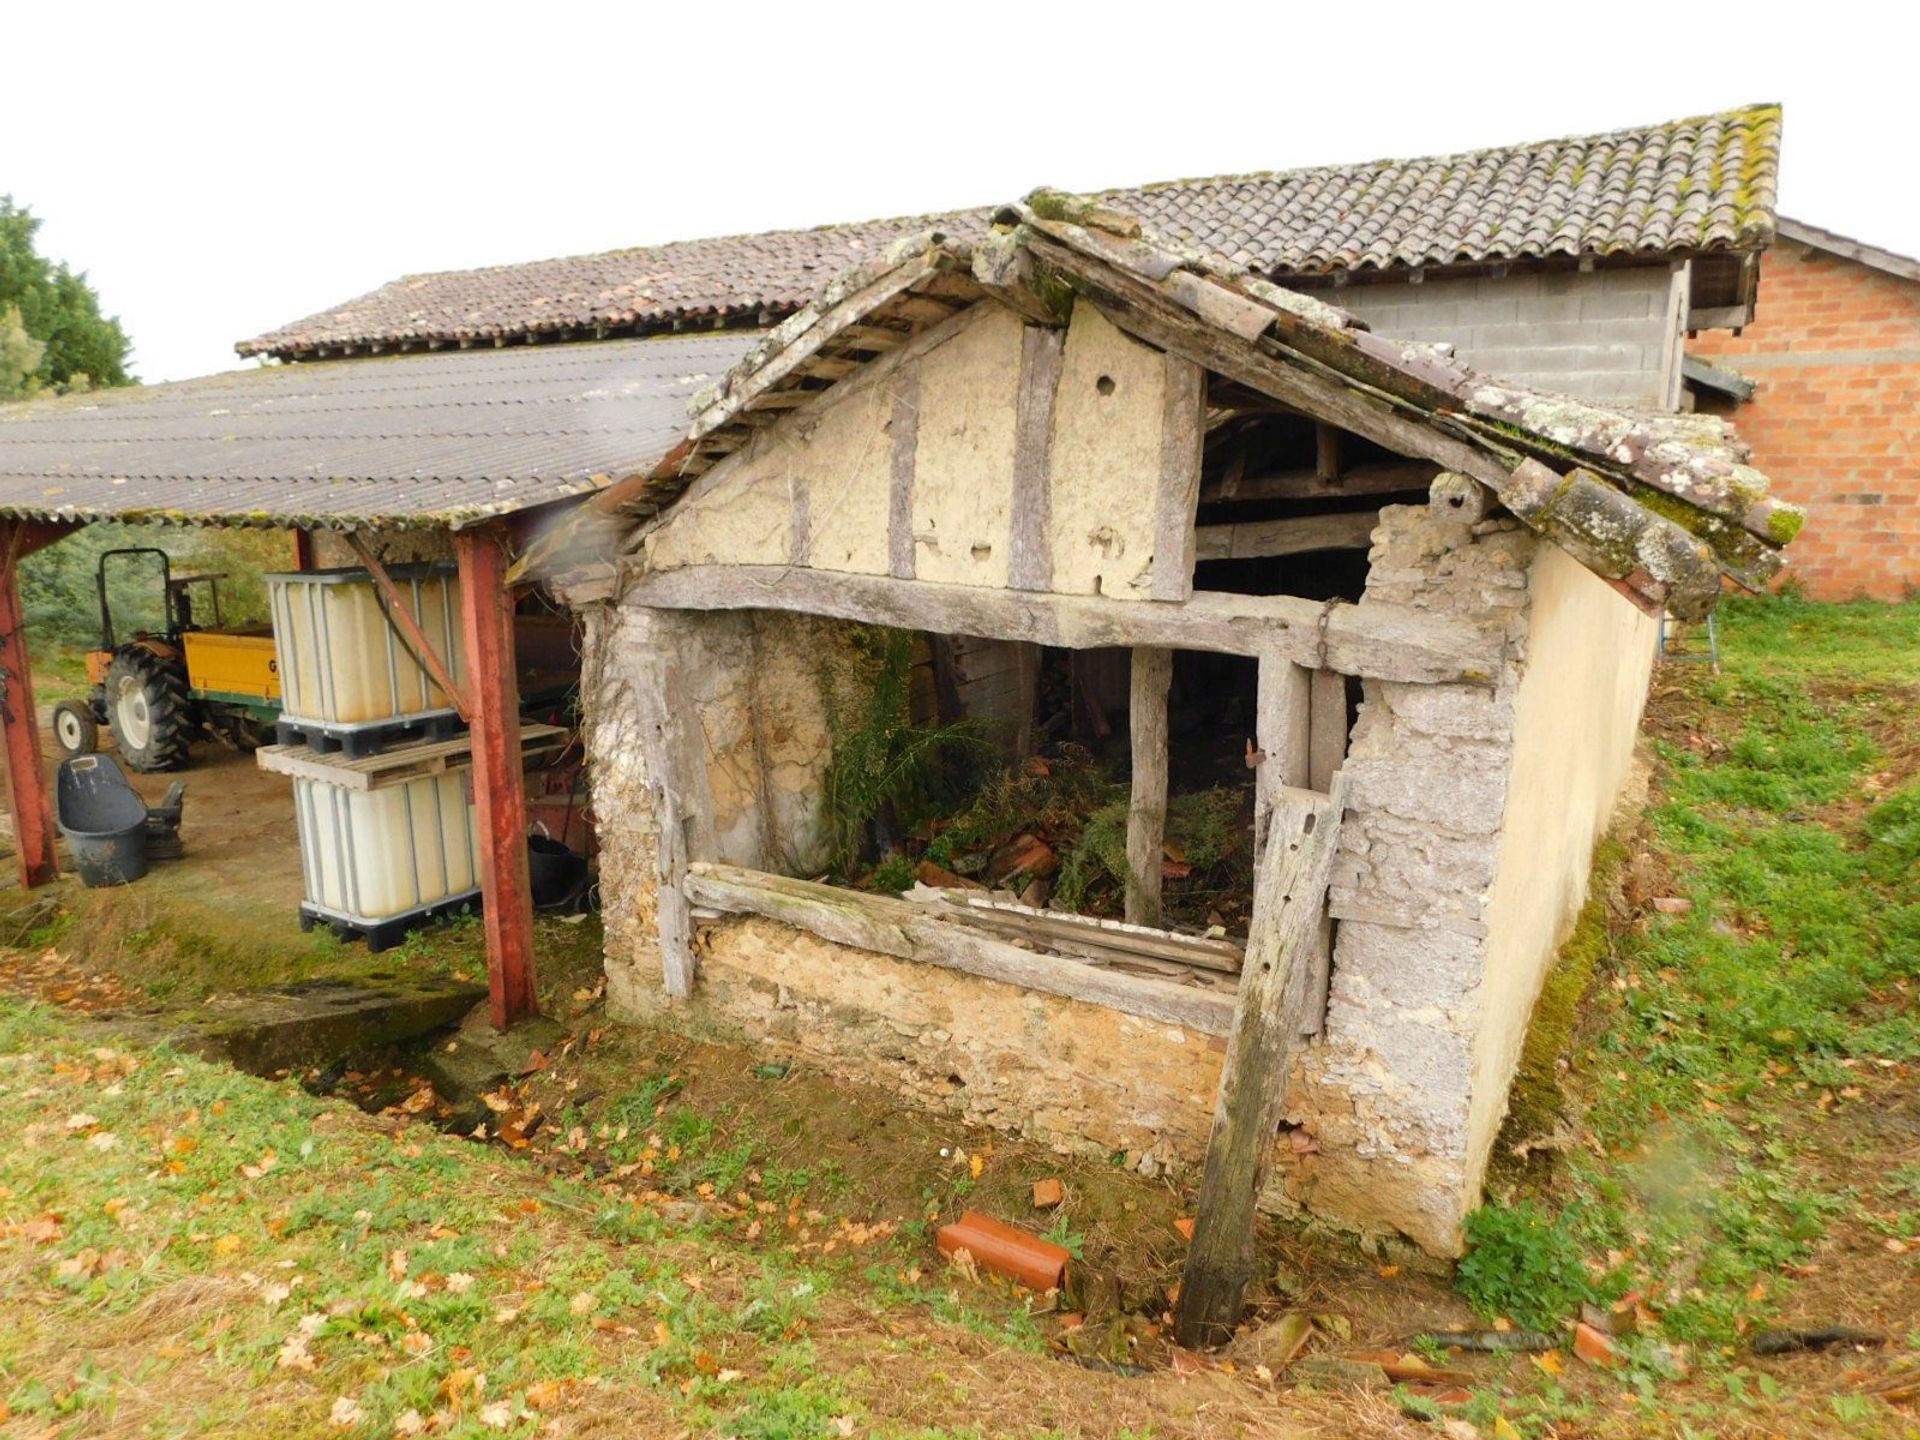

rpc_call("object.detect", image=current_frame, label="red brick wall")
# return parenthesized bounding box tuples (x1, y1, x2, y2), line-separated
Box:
(1691, 240, 1920, 601)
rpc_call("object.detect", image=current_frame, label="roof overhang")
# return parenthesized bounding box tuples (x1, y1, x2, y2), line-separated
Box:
(1777, 217, 1920, 285)
(519, 191, 1801, 621)
(0, 332, 758, 531)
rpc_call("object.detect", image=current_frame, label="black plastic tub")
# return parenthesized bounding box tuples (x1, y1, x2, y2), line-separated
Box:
(528, 833, 587, 911)
(56, 755, 151, 887)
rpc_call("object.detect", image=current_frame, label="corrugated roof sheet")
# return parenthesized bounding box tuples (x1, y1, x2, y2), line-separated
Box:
(0, 332, 756, 528)
(239, 104, 1781, 360)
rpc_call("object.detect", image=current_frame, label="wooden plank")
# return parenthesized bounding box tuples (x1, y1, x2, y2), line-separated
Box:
(683, 862, 1239, 1035)
(1126, 647, 1172, 926)
(1194, 510, 1380, 563)
(347, 532, 472, 722)
(454, 526, 538, 1028)
(887, 374, 919, 580)
(621, 565, 1502, 686)
(1308, 668, 1349, 792)
(1008, 325, 1065, 592)
(1176, 774, 1349, 1348)
(0, 522, 58, 889)
(971, 232, 1073, 326)
(933, 891, 1244, 972)
(254, 725, 567, 791)
(1252, 656, 1309, 874)
(1199, 460, 1437, 505)
(1151, 355, 1207, 601)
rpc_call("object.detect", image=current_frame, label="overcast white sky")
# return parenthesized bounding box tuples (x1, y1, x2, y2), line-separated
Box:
(5, 2, 1907, 384)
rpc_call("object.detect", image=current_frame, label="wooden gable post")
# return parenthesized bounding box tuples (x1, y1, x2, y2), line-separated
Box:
(453, 524, 538, 1028)
(1175, 770, 1349, 1348)
(0, 521, 67, 890)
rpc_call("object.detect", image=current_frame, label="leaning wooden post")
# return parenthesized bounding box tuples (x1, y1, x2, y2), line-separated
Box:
(1176, 770, 1350, 1348)
(1125, 646, 1173, 927)
(0, 522, 59, 889)
(453, 524, 538, 1028)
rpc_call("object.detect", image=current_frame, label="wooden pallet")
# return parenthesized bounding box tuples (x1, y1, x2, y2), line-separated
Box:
(255, 724, 567, 791)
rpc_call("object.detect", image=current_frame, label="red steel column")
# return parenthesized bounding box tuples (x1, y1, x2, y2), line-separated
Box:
(0, 521, 59, 888)
(454, 524, 538, 1027)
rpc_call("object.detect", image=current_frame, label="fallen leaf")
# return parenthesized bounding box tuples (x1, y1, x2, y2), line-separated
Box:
(328, 1396, 363, 1429)
(1173, 1217, 1196, 1241)
(476, 1401, 512, 1430)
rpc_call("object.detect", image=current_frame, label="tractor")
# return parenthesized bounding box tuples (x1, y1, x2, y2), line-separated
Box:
(52, 547, 282, 771)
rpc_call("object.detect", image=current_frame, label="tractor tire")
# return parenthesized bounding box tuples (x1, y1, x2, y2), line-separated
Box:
(51, 701, 99, 759)
(105, 648, 192, 772)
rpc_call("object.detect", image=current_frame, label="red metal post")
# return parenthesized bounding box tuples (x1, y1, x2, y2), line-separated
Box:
(291, 528, 316, 572)
(0, 521, 64, 889)
(454, 524, 539, 1027)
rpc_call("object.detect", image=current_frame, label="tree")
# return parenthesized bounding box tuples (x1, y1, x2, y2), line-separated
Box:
(0, 196, 133, 399)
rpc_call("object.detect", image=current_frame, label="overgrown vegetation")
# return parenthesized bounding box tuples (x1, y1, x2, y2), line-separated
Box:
(818, 626, 1254, 927)
(817, 626, 987, 879)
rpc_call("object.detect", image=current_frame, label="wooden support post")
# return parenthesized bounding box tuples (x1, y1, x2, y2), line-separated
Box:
(292, 528, 317, 572)
(1125, 646, 1172, 927)
(627, 608, 698, 997)
(1176, 772, 1349, 1349)
(453, 525, 537, 1029)
(1252, 655, 1310, 873)
(1314, 423, 1343, 483)
(1307, 669, 1349, 792)
(0, 522, 59, 889)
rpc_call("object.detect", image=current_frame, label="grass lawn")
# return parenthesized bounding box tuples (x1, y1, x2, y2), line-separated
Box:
(0, 594, 1916, 1438)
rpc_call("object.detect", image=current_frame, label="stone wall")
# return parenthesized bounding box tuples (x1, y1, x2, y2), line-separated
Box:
(1338, 264, 1684, 409)
(1267, 509, 1657, 1253)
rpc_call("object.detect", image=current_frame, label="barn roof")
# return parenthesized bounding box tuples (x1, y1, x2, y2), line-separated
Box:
(240, 104, 1781, 361)
(0, 332, 755, 530)
(524, 192, 1800, 620)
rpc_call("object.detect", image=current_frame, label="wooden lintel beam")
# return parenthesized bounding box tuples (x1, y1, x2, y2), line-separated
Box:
(347, 532, 472, 722)
(618, 564, 1503, 687)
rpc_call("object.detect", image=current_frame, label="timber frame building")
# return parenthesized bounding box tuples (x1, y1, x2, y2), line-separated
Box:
(0, 106, 1796, 1295)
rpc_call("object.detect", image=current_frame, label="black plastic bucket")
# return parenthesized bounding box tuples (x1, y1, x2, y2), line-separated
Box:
(56, 755, 152, 887)
(528, 833, 587, 910)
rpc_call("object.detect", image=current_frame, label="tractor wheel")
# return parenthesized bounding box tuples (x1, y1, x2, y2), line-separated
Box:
(51, 701, 99, 759)
(104, 649, 192, 772)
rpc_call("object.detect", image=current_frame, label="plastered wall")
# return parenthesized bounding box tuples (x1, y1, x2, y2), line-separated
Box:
(642, 303, 1184, 600)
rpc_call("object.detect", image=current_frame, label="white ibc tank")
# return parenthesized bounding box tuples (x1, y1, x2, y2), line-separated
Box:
(268, 566, 464, 730)
(292, 770, 481, 923)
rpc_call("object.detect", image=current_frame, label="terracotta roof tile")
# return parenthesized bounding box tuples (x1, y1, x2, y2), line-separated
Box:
(240, 104, 1779, 360)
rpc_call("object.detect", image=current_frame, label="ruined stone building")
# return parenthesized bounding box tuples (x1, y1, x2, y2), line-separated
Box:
(525, 195, 1795, 1255)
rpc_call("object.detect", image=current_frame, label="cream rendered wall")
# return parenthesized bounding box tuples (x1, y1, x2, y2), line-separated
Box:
(641, 301, 1180, 602)
(1465, 546, 1658, 1182)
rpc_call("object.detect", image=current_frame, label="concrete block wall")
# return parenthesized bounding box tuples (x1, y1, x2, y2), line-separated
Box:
(1338, 265, 1680, 408)
(1690, 239, 1920, 600)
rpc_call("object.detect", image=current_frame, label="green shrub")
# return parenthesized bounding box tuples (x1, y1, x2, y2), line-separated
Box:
(1455, 1199, 1594, 1329)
